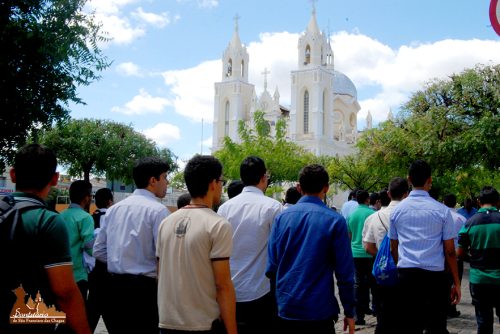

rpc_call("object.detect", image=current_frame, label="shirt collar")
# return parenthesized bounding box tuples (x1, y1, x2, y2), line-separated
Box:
(409, 189, 430, 198)
(387, 200, 401, 208)
(477, 206, 498, 213)
(242, 186, 264, 195)
(133, 188, 159, 199)
(69, 203, 83, 210)
(12, 192, 46, 205)
(297, 195, 326, 207)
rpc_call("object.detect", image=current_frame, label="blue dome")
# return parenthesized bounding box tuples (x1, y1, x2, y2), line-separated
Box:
(333, 71, 357, 99)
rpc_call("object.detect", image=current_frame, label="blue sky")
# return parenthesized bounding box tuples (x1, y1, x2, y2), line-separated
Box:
(73, 0, 500, 164)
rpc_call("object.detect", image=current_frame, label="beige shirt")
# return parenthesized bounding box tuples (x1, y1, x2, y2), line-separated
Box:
(156, 207, 233, 330)
(362, 201, 401, 249)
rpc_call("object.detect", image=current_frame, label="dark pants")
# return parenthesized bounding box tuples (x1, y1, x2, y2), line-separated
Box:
(375, 284, 400, 334)
(277, 317, 337, 334)
(106, 274, 158, 334)
(76, 279, 88, 302)
(397, 268, 449, 334)
(236, 292, 277, 334)
(86, 260, 112, 332)
(159, 319, 226, 334)
(353, 257, 376, 321)
(470, 283, 500, 334)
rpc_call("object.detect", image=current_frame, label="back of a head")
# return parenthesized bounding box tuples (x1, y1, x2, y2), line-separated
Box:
(184, 155, 222, 198)
(69, 180, 92, 204)
(95, 188, 113, 209)
(379, 189, 391, 206)
(356, 190, 369, 204)
(369, 192, 380, 206)
(388, 177, 409, 201)
(478, 186, 499, 206)
(408, 159, 431, 187)
(177, 192, 192, 209)
(240, 156, 266, 186)
(133, 157, 170, 189)
(443, 193, 457, 208)
(285, 186, 302, 204)
(349, 188, 359, 201)
(13, 144, 57, 191)
(299, 164, 329, 194)
(227, 180, 244, 199)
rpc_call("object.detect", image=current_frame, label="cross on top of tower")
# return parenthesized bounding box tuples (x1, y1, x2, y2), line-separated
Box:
(261, 67, 270, 91)
(309, 0, 318, 14)
(233, 13, 241, 32)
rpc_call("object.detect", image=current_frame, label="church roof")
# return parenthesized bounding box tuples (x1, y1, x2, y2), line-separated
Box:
(333, 71, 357, 99)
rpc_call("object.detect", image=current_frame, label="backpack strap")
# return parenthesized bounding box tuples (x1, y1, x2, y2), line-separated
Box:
(1, 196, 46, 241)
(377, 212, 389, 232)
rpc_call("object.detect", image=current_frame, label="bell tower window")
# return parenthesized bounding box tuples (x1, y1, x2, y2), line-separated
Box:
(304, 90, 309, 134)
(224, 101, 230, 135)
(227, 59, 232, 77)
(241, 60, 244, 77)
(305, 45, 311, 64)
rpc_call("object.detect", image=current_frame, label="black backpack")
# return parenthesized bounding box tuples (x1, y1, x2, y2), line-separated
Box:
(0, 195, 45, 329)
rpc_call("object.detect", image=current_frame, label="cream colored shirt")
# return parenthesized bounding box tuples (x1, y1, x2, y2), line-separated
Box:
(362, 201, 401, 249)
(156, 207, 233, 330)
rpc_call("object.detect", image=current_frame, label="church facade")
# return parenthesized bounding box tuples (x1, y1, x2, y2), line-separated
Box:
(212, 8, 361, 157)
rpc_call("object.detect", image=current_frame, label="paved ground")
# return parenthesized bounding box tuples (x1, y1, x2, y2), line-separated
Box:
(96, 263, 499, 334)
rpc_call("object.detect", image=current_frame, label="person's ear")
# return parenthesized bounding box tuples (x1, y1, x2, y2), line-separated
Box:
(9, 168, 16, 183)
(50, 172, 59, 187)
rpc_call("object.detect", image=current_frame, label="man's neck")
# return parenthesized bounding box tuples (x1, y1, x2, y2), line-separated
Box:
(190, 197, 213, 208)
(16, 188, 49, 200)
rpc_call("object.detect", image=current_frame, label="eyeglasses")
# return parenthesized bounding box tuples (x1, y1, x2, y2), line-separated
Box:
(218, 178, 227, 186)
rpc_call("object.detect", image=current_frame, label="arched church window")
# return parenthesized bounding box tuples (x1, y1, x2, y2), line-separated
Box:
(304, 90, 309, 134)
(305, 45, 311, 64)
(241, 60, 244, 77)
(225, 101, 230, 135)
(322, 90, 327, 135)
(227, 59, 232, 77)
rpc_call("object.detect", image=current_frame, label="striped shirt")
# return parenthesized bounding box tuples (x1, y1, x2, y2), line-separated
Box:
(389, 190, 455, 271)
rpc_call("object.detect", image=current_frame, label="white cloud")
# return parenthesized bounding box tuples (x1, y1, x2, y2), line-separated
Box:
(142, 122, 181, 147)
(116, 62, 143, 77)
(198, 0, 218, 8)
(111, 89, 171, 115)
(160, 29, 500, 127)
(131, 7, 175, 28)
(94, 12, 145, 45)
(162, 60, 220, 122)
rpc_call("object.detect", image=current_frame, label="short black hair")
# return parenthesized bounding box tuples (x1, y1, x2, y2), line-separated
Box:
(177, 193, 191, 209)
(240, 156, 266, 186)
(379, 189, 391, 206)
(227, 180, 244, 199)
(356, 190, 369, 204)
(443, 193, 457, 208)
(478, 186, 499, 206)
(285, 186, 302, 204)
(133, 157, 170, 189)
(388, 177, 409, 200)
(408, 160, 431, 187)
(95, 188, 113, 209)
(13, 144, 57, 191)
(69, 180, 92, 204)
(299, 164, 329, 194)
(184, 155, 223, 198)
(369, 192, 380, 206)
(348, 188, 359, 201)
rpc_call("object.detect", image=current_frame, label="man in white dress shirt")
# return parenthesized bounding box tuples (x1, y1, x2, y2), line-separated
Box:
(93, 157, 170, 334)
(217, 156, 282, 334)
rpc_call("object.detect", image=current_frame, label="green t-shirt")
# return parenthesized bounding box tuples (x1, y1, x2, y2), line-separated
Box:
(59, 205, 95, 283)
(348, 204, 375, 258)
(12, 193, 72, 306)
(458, 207, 500, 285)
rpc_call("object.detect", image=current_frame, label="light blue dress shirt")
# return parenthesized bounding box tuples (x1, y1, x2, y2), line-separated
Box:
(389, 190, 455, 271)
(93, 189, 170, 278)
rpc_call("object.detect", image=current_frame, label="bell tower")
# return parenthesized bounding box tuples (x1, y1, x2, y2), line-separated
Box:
(213, 15, 255, 151)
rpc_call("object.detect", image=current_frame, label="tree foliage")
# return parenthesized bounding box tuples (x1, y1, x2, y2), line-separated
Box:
(214, 111, 314, 184)
(356, 64, 500, 200)
(0, 0, 110, 171)
(39, 119, 178, 183)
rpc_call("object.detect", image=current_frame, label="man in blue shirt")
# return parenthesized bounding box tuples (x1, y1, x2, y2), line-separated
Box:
(267, 164, 355, 334)
(389, 160, 460, 334)
(457, 198, 478, 220)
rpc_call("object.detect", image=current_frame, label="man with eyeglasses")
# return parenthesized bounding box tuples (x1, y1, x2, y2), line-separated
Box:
(218, 156, 283, 334)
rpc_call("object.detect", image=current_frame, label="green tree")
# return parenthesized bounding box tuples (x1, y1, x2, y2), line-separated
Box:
(39, 119, 178, 183)
(0, 0, 110, 171)
(357, 64, 500, 200)
(214, 111, 314, 184)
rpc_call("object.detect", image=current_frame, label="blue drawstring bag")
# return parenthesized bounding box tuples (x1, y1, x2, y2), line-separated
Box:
(372, 234, 399, 286)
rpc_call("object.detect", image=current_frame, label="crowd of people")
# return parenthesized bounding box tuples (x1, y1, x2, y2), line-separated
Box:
(1, 143, 499, 334)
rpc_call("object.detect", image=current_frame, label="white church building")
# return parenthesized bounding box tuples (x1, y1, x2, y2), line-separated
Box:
(212, 7, 363, 157)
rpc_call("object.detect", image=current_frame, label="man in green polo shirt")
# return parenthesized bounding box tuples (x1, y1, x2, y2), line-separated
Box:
(347, 189, 376, 325)
(1, 144, 90, 334)
(458, 186, 500, 334)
